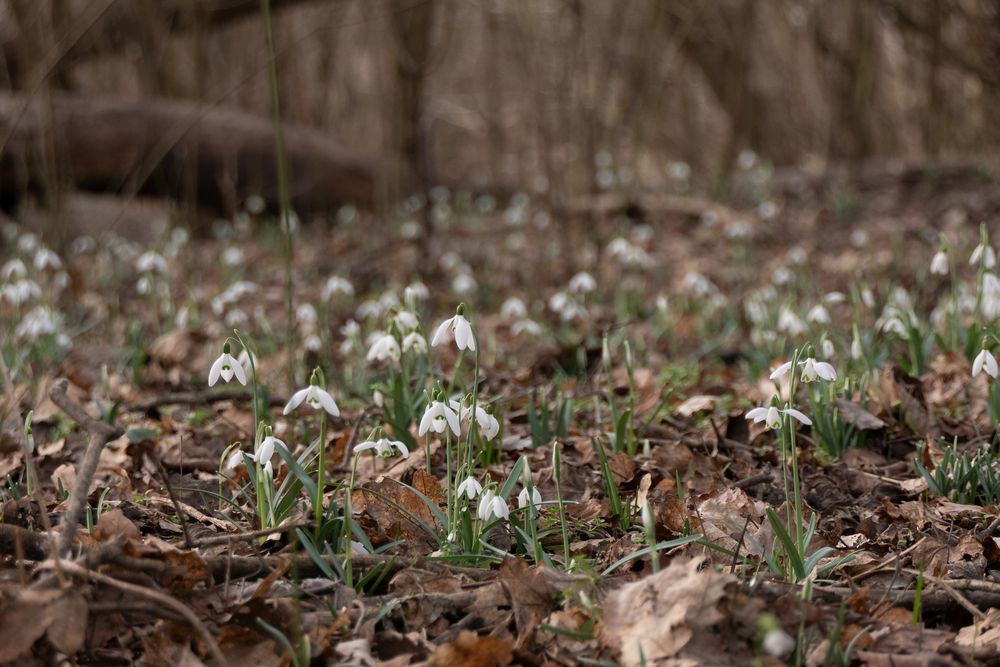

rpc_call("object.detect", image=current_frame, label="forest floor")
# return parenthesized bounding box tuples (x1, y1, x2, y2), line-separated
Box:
(4, 160, 1000, 666)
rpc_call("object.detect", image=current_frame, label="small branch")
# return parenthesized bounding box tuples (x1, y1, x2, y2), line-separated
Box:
(51, 559, 229, 667)
(128, 389, 287, 413)
(48, 380, 124, 556)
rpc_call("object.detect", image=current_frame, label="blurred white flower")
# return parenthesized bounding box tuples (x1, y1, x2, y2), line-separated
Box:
(501, 297, 527, 320)
(930, 250, 949, 275)
(367, 332, 401, 363)
(973, 347, 998, 379)
(136, 251, 168, 274)
(971, 243, 996, 268)
(323, 276, 354, 300)
(354, 437, 409, 458)
(569, 272, 596, 294)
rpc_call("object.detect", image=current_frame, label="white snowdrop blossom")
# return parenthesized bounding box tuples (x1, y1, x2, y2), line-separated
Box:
(452, 273, 477, 294)
(353, 438, 409, 458)
(402, 332, 428, 353)
(973, 348, 999, 379)
(568, 271, 596, 294)
(1, 258, 27, 280)
(222, 247, 244, 266)
(971, 243, 996, 268)
(208, 346, 248, 386)
(477, 489, 509, 521)
(777, 308, 807, 336)
(393, 310, 419, 332)
(769, 356, 837, 382)
(224, 449, 245, 470)
(296, 304, 318, 327)
(283, 384, 340, 416)
(322, 276, 354, 300)
(930, 250, 949, 275)
(404, 281, 429, 302)
(450, 400, 500, 440)
(2, 279, 41, 306)
(806, 304, 830, 324)
(431, 309, 476, 351)
(456, 476, 483, 500)
(254, 434, 286, 475)
(851, 335, 863, 360)
(33, 248, 62, 271)
(822, 338, 835, 358)
(501, 297, 527, 320)
(745, 404, 812, 430)
(518, 486, 542, 509)
(511, 319, 542, 336)
(800, 357, 837, 382)
(419, 400, 461, 437)
(367, 332, 401, 363)
(136, 251, 168, 274)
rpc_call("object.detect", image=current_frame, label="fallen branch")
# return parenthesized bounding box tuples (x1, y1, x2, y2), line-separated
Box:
(49, 559, 228, 667)
(47, 380, 124, 556)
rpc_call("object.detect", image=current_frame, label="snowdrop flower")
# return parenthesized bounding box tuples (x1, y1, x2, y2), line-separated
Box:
(373, 390, 384, 408)
(341, 319, 360, 338)
(283, 382, 340, 417)
(322, 276, 354, 300)
(304, 334, 322, 351)
(367, 331, 401, 363)
(451, 400, 500, 440)
(208, 343, 248, 386)
(851, 332, 864, 360)
(3, 279, 41, 306)
(419, 399, 461, 437)
(777, 308, 807, 336)
(970, 243, 996, 268)
(353, 437, 409, 458)
(518, 486, 542, 509)
(136, 251, 168, 274)
(501, 297, 527, 320)
(511, 319, 542, 336)
(824, 291, 846, 305)
(452, 273, 477, 294)
(403, 281, 429, 302)
(254, 432, 286, 475)
(569, 271, 596, 294)
(402, 331, 427, 353)
(15, 305, 60, 341)
(769, 352, 836, 382)
(930, 250, 949, 275)
(821, 338, 835, 358)
(222, 247, 244, 266)
(745, 401, 812, 430)
(477, 489, 509, 521)
(681, 272, 717, 297)
(973, 344, 998, 379)
(224, 448, 245, 470)
(800, 356, 837, 382)
(296, 304, 318, 328)
(860, 286, 875, 309)
(806, 304, 830, 324)
(456, 476, 483, 500)
(1, 258, 27, 280)
(880, 316, 907, 337)
(431, 305, 476, 351)
(394, 310, 419, 332)
(33, 248, 61, 271)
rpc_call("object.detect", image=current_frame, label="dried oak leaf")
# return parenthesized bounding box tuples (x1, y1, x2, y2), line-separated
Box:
(600, 556, 735, 667)
(0, 587, 88, 661)
(430, 630, 513, 667)
(499, 557, 588, 647)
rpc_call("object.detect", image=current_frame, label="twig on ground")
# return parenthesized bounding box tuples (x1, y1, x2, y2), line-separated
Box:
(49, 558, 229, 667)
(48, 379, 124, 557)
(194, 521, 311, 547)
(152, 456, 195, 549)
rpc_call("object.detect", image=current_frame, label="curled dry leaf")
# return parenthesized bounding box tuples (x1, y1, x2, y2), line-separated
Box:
(600, 556, 735, 667)
(431, 630, 513, 667)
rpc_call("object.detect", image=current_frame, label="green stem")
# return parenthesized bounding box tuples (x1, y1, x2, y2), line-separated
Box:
(313, 409, 326, 538)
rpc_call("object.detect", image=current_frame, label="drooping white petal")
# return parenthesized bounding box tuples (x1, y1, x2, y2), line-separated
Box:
(316, 388, 340, 416)
(987, 352, 999, 379)
(444, 405, 461, 436)
(783, 408, 813, 426)
(283, 388, 310, 415)
(814, 362, 837, 381)
(353, 440, 377, 453)
(769, 361, 793, 381)
(973, 349, 987, 377)
(208, 355, 224, 386)
(229, 354, 248, 385)
(418, 409, 434, 436)
(392, 440, 409, 458)
(431, 317, 453, 347)
(745, 407, 769, 423)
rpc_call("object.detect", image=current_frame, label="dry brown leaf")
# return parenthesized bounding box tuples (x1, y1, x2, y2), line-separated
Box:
(600, 556, 735, 667)
(93, 507, 140, 542)
(430, 630, 513, 667)
(696, 487, 764, 552)
(675, 395, 716, 417)
(835, 398, 886, 430)
(0, 587, 89, 662)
